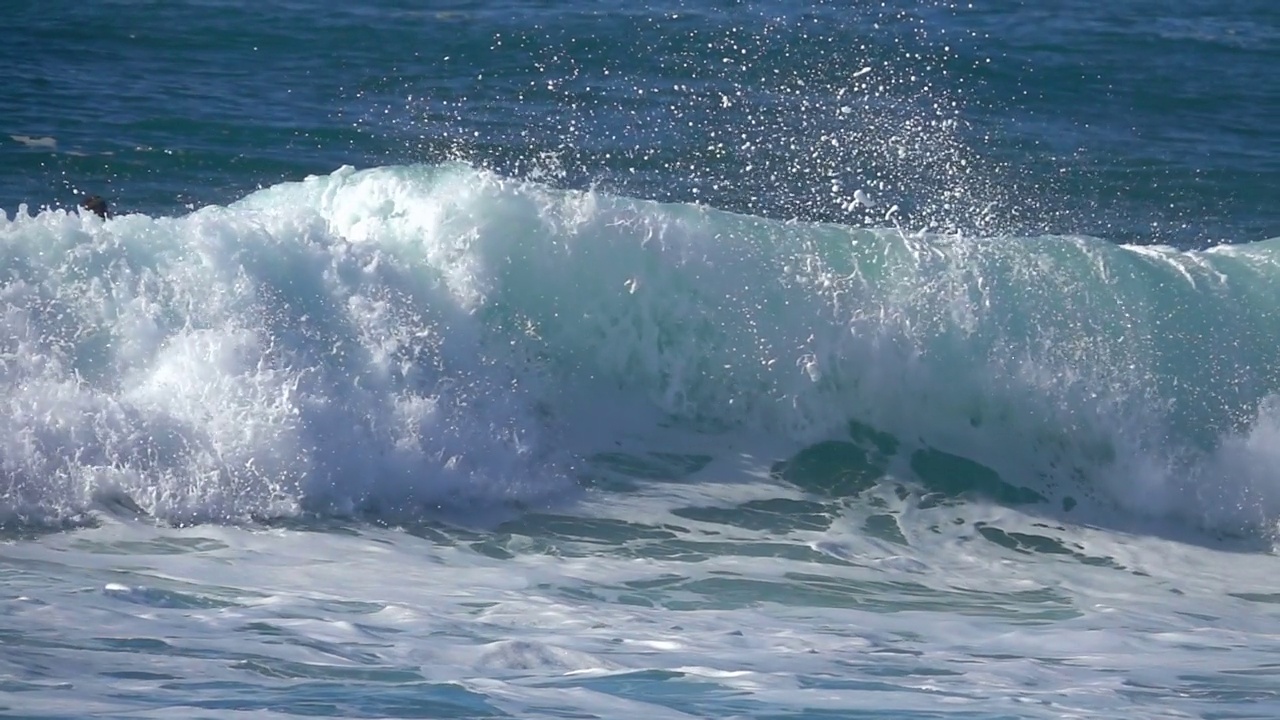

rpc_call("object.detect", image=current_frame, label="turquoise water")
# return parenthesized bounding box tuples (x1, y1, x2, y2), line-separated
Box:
(3, 2, 1280, 719)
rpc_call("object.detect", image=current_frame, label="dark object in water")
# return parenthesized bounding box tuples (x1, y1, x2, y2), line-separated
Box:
(81, 194, 109, 218)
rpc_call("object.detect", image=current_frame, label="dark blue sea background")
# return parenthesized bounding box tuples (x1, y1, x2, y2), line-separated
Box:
(5, 0, 1277, 245)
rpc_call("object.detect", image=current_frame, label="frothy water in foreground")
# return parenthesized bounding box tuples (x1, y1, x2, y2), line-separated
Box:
(6, 496, 1280, 718)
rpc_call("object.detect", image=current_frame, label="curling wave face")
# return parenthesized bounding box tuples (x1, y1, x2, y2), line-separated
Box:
(2, 163, 1278, 534)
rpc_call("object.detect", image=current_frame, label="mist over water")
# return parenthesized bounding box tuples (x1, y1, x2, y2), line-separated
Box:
(6, 1, 1278, 243)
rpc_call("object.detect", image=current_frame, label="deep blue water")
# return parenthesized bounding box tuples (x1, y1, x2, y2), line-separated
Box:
(4, 0, 1277, 244)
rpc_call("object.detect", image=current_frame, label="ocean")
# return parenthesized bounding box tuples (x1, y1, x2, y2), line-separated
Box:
(2, 1, 1279, 718)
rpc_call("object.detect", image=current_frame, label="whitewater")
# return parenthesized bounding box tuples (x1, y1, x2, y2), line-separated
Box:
(3, 163, 1280, 718)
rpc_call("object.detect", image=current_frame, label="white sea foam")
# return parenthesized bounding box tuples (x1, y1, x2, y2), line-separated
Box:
(2, 498, 1278, 719)
(10, 134, 57, 150)
(1, 164, 1278, 537)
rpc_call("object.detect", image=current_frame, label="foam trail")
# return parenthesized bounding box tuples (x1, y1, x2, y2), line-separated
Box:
(1, 163, 1278, 533)
(10, 135, 58, 150)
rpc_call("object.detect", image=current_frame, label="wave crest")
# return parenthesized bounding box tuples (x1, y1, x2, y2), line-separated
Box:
(2, 163, 1277, 534)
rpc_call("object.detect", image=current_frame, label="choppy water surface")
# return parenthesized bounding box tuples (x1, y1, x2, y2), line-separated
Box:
(3, 1, 1279, 718)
